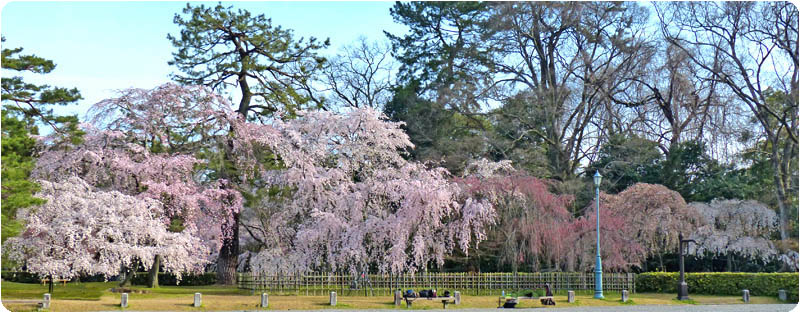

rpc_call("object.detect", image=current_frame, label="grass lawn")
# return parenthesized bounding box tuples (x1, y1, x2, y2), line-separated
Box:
(0, 281, 790, 311)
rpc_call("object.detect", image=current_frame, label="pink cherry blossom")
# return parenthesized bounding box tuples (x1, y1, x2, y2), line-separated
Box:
(3, 177, 208, 280)
(232, 108, 495, 274)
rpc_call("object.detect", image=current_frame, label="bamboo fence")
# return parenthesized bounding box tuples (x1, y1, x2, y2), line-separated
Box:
(236, 272, 636, 296)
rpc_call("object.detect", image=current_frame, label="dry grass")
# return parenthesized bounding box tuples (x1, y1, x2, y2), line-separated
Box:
(1, 292, 784, 311)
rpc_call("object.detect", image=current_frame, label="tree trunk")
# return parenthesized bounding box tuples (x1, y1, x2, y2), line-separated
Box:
(214, 70, 249, 286)
(772, 151, 790, 240)
(147, 255, 161, 288)
(216, 212, 240, 285)
(48, 274, 54, 294)
(658, 253, 664, 271)
(119, 267, 135, 287)
(726, 254, 732, 272)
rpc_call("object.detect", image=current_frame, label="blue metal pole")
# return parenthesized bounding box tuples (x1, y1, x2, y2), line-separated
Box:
(594, 180, 604, 299)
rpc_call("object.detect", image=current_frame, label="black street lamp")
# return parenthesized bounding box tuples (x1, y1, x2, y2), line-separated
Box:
(677, 233, 696, 300)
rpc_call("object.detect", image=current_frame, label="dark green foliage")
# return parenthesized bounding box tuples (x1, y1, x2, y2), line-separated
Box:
(586, 134, 662, 194)
(383, 83, 487, 175)
(384, 2, 494, 175)
(587, 137, 774, 206)
(655, 140, 783, 204)
(1, 38, 83, 142)
(1, 271, 112, 283)
(636, 272, 798, 301)
(1, 111, 43, 245)
(1, 42, 83, 269)
(168, 3, 329, 116)
(488, 93, 555, 179)
(386, 1, 492, 103)
(1, 271, 41, 283)
(130, 272, 217, 286)
(657, 141, 723, 202)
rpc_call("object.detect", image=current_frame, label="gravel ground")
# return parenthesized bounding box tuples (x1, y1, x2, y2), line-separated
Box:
(509, 304, 799, 312)
(315, 304, 799, 312)
(397, 304, 800, 312)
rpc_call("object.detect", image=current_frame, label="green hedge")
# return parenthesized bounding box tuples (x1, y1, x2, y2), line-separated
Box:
(636, 272, 798, 301)
(130, 272, 216, 286)
(1, 271, 41, 283)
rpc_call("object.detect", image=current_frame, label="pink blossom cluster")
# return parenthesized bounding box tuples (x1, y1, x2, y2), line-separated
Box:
(455, 160, 576, 270)
(231, 108, 495, 274)
(3, 177, 208, 280)
(32, 85, 244, 255)
(575, 183, 701, 271)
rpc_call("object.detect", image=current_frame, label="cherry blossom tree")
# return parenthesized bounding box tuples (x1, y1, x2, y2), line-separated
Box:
(87, 83, 232, 153)
(454, 159, 577, 272)
(571, 193, 648, 272)
(3, 177, 208, 281)
(576, 183, 700, 271)
(32, 84, 241, 286)
(232, 108, 495, 274)
(689, 200, 793, 270)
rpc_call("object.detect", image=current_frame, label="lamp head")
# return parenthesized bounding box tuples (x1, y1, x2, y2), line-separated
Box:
(593, 170, 602, 186)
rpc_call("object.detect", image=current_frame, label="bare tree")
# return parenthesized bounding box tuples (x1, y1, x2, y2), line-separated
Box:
(486, 2, 653, 180)
(609, 42, 728, 157)
(656, 1, 798, 240)
(323, 38, 396, 110)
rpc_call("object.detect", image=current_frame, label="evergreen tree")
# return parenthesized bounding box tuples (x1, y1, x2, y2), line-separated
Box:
(1, 40, 82, 267)
(1, 37, 83, 142)
(1, 111, 42, 244)
(168, 3, 328, 284)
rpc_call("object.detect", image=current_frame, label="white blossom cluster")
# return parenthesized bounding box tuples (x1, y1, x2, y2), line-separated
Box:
(690, 199, 786, 265)
(4, 177, 209, 280)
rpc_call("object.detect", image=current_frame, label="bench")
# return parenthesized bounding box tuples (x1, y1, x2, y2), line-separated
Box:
(40, 278, 68, 286)
(497, 284, 556, 308)
(497, 296, 555, 307)
(403, 296, 456, 309)
(394, 290, 461, 309)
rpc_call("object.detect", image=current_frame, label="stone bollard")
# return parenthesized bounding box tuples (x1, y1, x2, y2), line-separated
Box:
(121, 293, 129, 308)
(621, 290, 629, 302)
(567, 290, 575, 303)
(194, 292, 202, 307)
(261, 293, 269, 308)
(779, 290, 787, 302)
(454, 291, 461, 305)
(394, 290, 402, 306)
(330, 291, 337, 306)
(742, 289, 750, 303)
(42, 293, 51, 309)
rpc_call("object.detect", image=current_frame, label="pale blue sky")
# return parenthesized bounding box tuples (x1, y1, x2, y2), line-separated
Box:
(1, 1, 407, 118)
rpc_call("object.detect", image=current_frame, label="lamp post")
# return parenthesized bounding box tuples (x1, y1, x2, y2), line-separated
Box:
(593, 171, 604, 299)
(677, 233, 697, 300)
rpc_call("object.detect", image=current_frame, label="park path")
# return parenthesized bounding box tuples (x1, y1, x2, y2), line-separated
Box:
(324, 304, 799, 312)
(421, 304, 799, 312)
(518, 304, 797, 312)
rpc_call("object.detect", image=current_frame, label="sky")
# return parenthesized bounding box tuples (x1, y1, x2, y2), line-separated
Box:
(1, 1, 407, 119)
